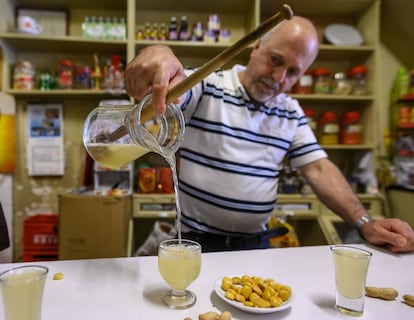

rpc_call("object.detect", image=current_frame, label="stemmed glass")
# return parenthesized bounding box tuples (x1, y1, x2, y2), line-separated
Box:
(158, 239, 201, 309)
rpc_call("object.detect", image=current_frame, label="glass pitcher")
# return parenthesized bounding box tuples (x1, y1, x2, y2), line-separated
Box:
(83, 95, 185, 169)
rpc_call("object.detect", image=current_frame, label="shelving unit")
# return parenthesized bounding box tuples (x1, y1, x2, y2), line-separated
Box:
(0, 0, 383, 259)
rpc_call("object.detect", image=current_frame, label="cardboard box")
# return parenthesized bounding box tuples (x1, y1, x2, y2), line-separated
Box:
(58, 194, 131, 260)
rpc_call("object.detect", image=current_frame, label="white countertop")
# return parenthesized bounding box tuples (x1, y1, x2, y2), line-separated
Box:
(1, 244, 413, 319)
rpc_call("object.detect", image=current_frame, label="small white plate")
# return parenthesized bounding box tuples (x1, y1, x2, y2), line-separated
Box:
(214, 276, 295, 314)
(324, 23, 364, 46)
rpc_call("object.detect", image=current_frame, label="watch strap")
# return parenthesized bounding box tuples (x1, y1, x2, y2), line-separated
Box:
(354, 215, 373, 230)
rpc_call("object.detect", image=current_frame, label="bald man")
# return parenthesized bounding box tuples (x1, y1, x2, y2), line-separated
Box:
(126, 16, 414, 252)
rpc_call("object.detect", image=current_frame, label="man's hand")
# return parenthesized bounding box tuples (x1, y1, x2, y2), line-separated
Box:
(125, 45, 185, 115)
(360, 218, 414, 253)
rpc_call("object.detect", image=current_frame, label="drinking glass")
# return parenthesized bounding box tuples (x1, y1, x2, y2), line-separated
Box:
(158, 239, 201, 309)
(331, 245, 372, 316)
(0, 265, 48, 320)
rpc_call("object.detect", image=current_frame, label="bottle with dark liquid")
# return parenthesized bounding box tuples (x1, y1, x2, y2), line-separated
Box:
(168, 16, 178, 41)
(178, 16, 189, 41)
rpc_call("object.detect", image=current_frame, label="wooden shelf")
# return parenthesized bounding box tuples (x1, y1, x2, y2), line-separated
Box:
(0, 33, 127, 54)
(6, 89, 128, 99)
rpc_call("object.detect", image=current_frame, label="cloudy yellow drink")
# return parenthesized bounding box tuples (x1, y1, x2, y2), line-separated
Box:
(331, 246, 372, 316)
(86, 143, 149, 168)
(0, 265, 48, 320)
(158, 243, 201, 290)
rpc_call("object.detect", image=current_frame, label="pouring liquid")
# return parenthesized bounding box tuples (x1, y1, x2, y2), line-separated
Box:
(142, 129, 183, 244)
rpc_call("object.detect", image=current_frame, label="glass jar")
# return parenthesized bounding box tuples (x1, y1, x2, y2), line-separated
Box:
(340, 111, 362, 144)
(317, 111, 339, 144)
(13, 61, 35, 90)
(348, 65, 368, 95)
(58, 59, 74, 89)
(83, 95, 185, 169)
(313, 67, 331, 94)
(304, 108, 317, 132)
(331, 72, 352, 95)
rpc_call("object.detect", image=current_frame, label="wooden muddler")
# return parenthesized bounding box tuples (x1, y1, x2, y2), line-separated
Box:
(96, 4, 293, 143)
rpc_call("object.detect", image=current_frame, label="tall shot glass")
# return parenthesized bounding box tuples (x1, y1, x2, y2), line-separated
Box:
(330, 245, 372, 316)
(0, 265, 49, 320)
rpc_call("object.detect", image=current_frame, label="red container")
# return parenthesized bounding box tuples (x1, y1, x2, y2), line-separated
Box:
(23, 214, 59, 251)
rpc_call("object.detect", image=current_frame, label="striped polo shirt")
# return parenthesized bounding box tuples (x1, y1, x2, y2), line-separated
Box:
(177, 64, 327, 236)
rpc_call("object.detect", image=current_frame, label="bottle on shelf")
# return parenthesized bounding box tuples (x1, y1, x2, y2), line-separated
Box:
(150, 23, 159, 41)
(143, 22, 152, 40)
(178, 16, 189, 41)
(168, 16, 178, 41)
(191, 22, 204, 41)
(207, 14, 221, 42)
(158, 22, 168, 41)
(81, 16, 90, 38)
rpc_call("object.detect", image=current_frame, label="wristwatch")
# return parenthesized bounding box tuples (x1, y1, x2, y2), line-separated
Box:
(354, 215, 374, 230)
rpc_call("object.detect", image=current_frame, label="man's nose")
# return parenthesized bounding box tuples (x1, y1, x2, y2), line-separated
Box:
(272, 68, 286, 83)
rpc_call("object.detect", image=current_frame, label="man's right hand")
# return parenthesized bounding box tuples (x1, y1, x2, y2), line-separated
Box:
(125, 45, 186, 115)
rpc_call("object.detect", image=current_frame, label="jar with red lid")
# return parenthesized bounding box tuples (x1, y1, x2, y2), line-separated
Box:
(340, 111, 362, 144)
(304, 108, 317, 131)
(293, 69, 313, 94)
(348, 65, 368, 95)
(313, 67, 331, 94)
(317, 111, 339, 144)
(58, 59, 74, 89)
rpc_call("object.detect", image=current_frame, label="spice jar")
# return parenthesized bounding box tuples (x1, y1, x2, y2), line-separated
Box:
(331, 72, 352, 95)
(313, 67, 331, 94)
(317, 111, 339, 144)
(58, 59, 74, 89)
(340, 111, 362, 144)
(293, 69, 313, 94)
(13, 61, 35, 90)
(348, 65, 368, 95)
(304, 108, 317, 132)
